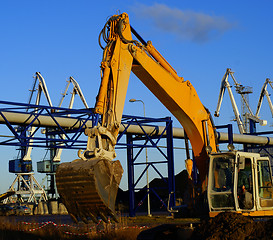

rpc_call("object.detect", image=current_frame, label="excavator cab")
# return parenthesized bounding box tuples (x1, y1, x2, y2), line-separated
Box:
(208, 151, 273, 217)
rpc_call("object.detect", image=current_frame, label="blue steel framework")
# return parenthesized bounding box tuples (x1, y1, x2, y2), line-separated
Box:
(1, 101, 272, 215)
(216, 122, 273, 167)
(0, 100, 95, 149)
(216, 122, 273, 161)
(0, 100, 176, 216)
(118, 115, 175, 217)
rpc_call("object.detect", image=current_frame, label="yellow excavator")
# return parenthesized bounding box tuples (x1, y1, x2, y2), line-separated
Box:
(55, 13, 273, 223)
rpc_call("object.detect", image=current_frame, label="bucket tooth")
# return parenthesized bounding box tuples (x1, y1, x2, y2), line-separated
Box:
(56, 158, 123, 223)
(110, 211, 118, 222)
(99, 212, 108, 223)
(88, 212, 99, 224)
(69, 213, 78, 223)
(81, 215, 88, 224)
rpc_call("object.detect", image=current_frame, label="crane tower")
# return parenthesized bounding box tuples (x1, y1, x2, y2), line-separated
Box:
(235, 84, 253, 133)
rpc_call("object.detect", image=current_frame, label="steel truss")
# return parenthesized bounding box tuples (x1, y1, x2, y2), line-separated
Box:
(0, 100, 95, 149)
(216, 123, 273, 167)
(0, 101, 176, 216)
(3, 173, 47, 204)
(1, 101, 273, 215)
(118, 115, 175, 217)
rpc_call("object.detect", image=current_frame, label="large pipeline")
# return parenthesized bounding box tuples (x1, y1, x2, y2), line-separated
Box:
(0, 111, 93, 129)
(120, 124, 273, 146)
(0, 111, 272, 146)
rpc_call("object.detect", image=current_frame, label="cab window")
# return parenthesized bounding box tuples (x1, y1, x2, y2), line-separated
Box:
(210, 156, 235, 209)
(237, 158, 253, 209)
(258, 160, 273, 207)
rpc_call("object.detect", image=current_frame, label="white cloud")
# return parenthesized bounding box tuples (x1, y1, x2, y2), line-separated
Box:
(131, 3, 235, 43)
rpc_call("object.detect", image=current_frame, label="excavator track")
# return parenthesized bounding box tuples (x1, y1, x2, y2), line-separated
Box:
(56, 158, 123, 223)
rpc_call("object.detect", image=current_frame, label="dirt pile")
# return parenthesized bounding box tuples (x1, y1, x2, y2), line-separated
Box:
(138, 212, 273, 240)
(194, 212, 273, 240)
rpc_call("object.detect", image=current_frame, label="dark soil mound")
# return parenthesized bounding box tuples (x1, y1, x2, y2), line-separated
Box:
(193, 212, 273, 240)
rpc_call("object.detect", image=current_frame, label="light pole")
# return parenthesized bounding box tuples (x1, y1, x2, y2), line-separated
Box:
(129, 98, 152, 217)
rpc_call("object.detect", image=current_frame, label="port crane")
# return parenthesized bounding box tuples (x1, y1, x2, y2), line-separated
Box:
(256, 78, 273, 119)
(37, 76, 89, 198)
(50, 76, 89, 162)
(55, 13, 273, 223)
(6, 72, 51, 203)
(215, 68, 266, 134)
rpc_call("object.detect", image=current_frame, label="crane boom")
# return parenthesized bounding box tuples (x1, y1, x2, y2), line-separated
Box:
(215, 68, 246, 134)
(23, 72, 53, 161)
(215, 69, 267, 134)
(53, 77, 89, 162)
(256, 78, 273, 118)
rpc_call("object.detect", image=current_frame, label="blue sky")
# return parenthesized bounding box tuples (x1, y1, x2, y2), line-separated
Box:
(0, 0, 273, 193)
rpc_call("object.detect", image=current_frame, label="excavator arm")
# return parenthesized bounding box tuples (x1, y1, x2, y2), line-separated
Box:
(56, 13, 218, 223)
(94, 12, 218, 177)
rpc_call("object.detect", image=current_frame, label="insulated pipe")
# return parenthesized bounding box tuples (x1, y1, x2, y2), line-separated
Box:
(0, 111, 273, 146)
(217, 132, 273, 145)
(0, 111, 93, 129)
(121, 124, 273, 146)
(120, 125, 273, 146)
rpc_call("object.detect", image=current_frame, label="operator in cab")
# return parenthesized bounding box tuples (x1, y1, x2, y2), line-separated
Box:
(237, 159, 253, 209)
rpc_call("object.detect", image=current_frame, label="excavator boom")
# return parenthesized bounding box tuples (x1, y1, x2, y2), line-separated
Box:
(56, 13, 218, 223)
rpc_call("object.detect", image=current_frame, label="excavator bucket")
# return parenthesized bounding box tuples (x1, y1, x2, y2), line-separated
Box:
(55, 158, 123, 223)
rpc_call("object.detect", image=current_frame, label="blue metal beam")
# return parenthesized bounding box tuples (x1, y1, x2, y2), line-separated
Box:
(0, 101, 94, 149)
(122, 115, 175, 216)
